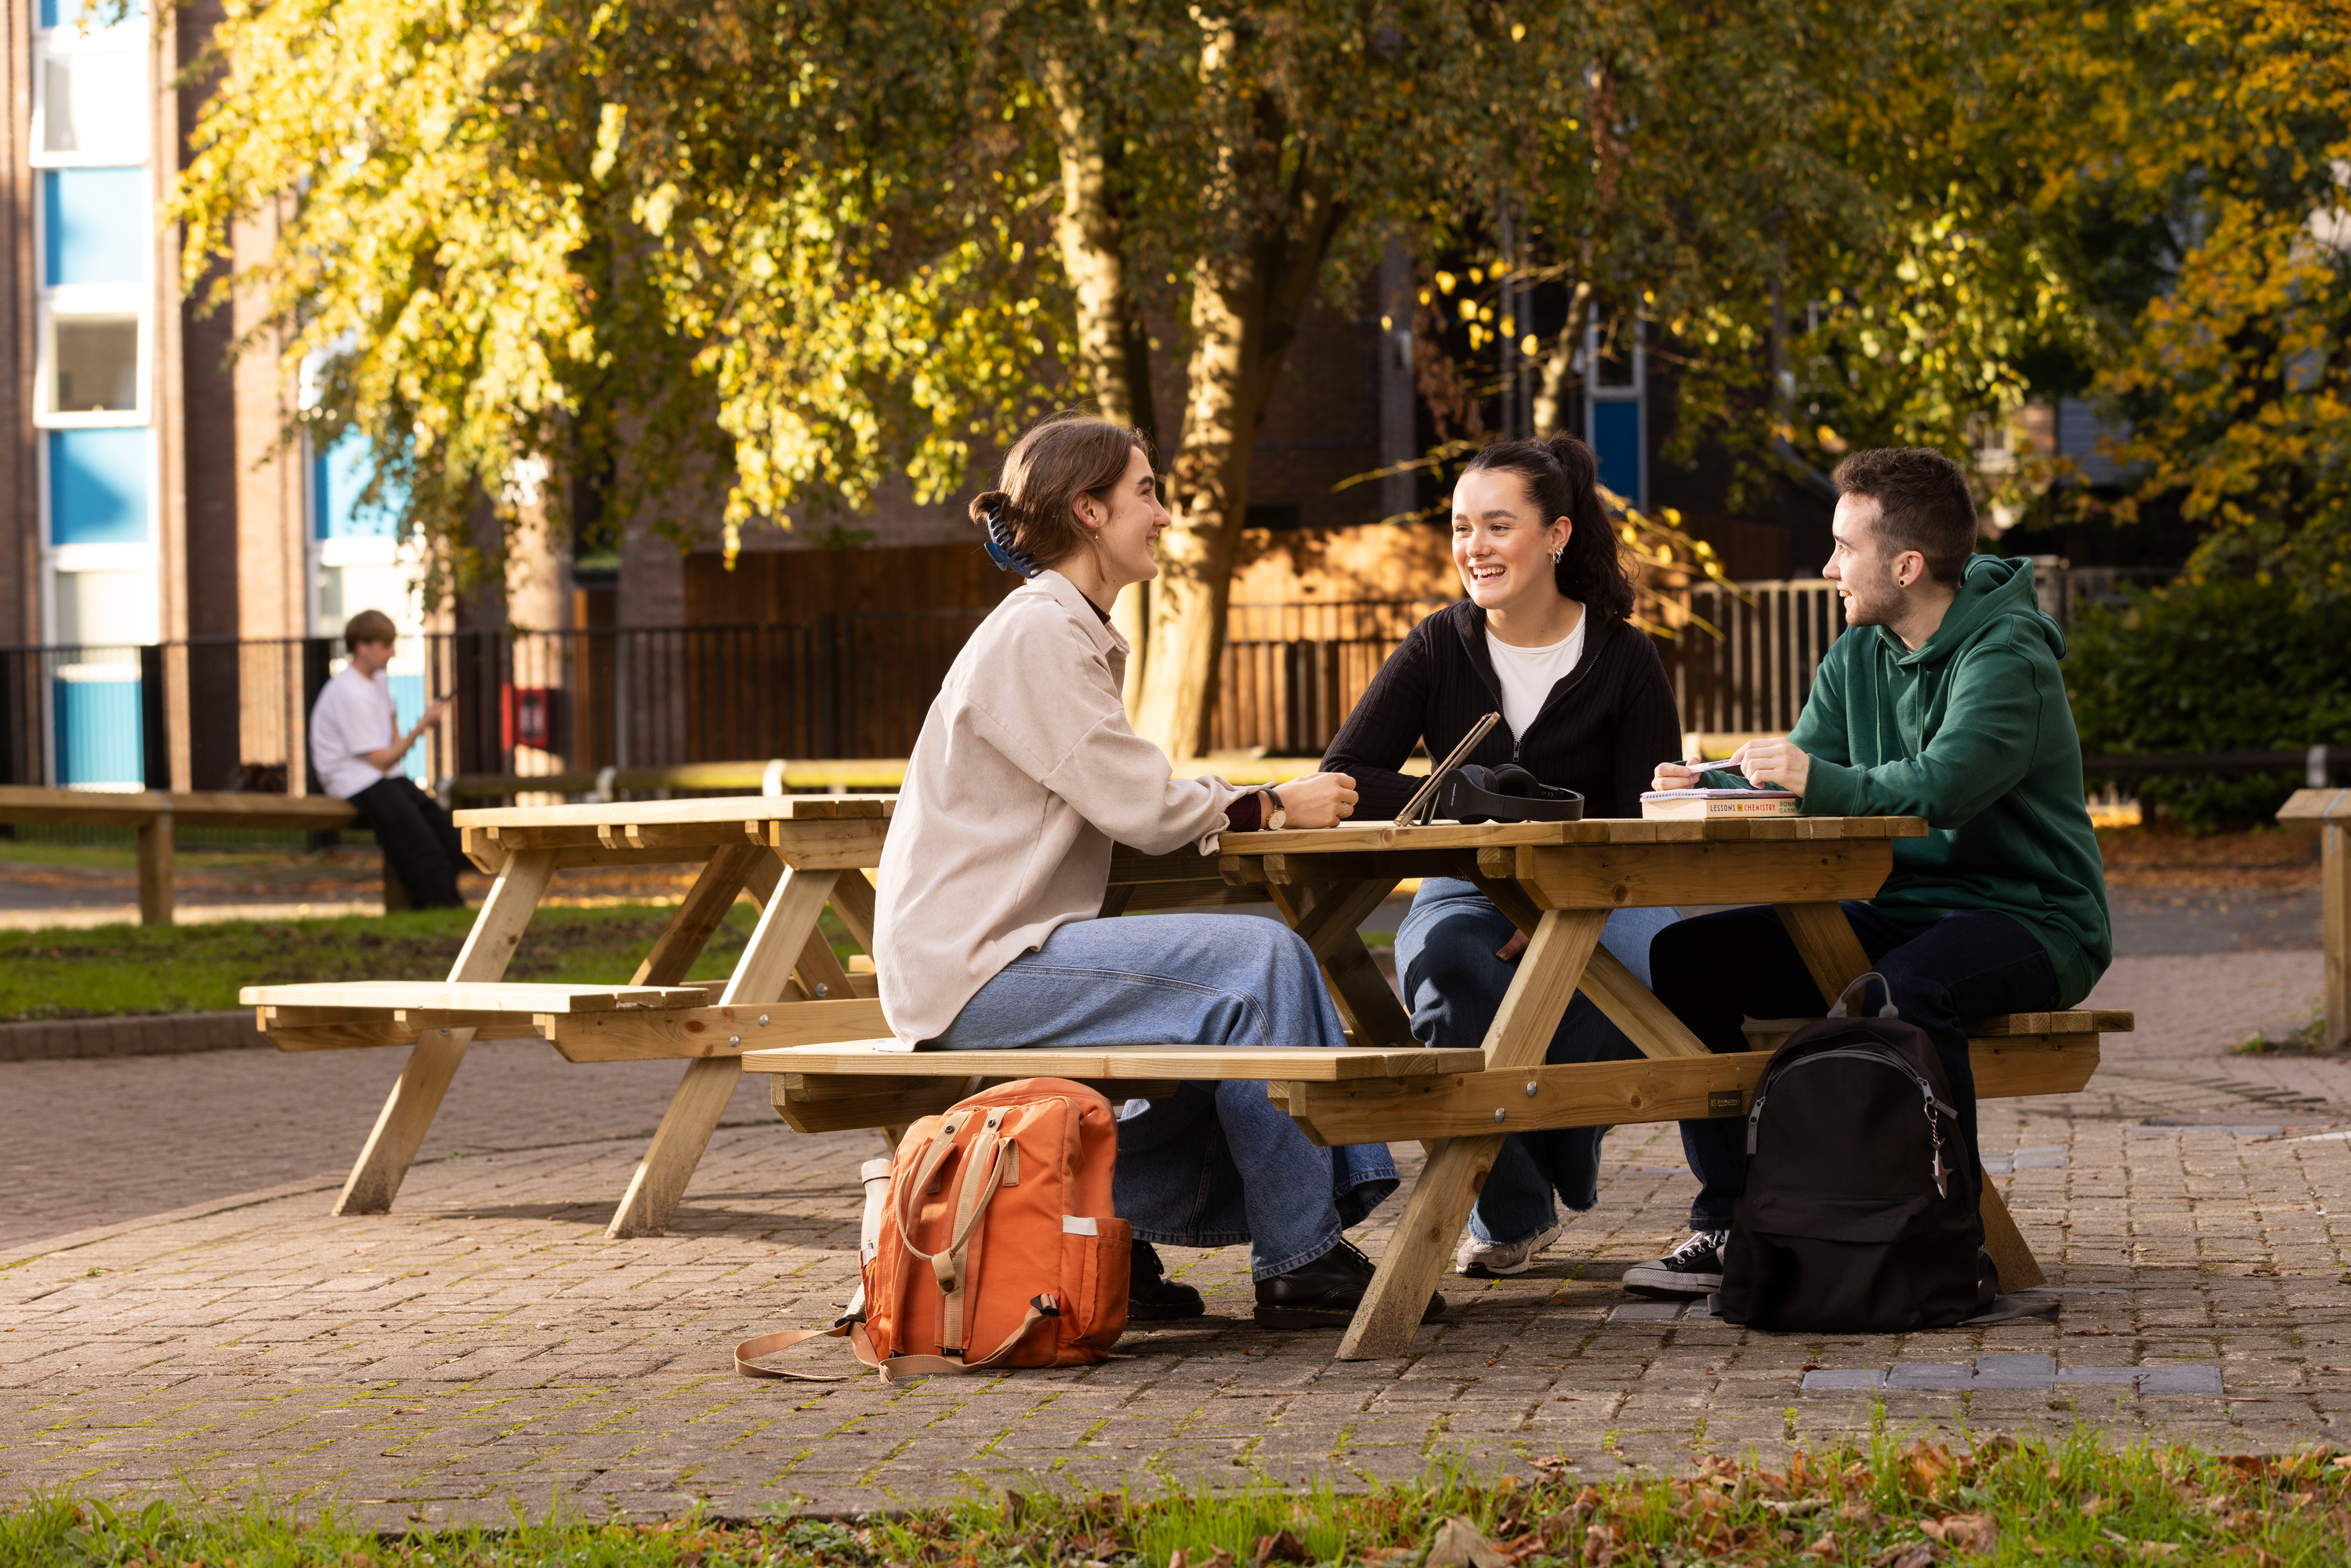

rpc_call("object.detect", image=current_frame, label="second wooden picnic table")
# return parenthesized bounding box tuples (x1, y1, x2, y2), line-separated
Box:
(243, 795, 896, 1238)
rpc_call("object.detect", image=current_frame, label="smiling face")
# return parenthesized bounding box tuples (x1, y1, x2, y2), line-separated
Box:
(1070, 444, 1168, 588)
(1452, 468, 1570, 614)
(1823, 491, 1912, 626)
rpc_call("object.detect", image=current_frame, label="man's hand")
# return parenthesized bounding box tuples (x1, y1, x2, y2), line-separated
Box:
(1496, 929, 1529, 961)
(1651, 760, 1702, 791)
(1730, 737, 1812, 796)
(1272, 772, 1358, 829)
(419, 695, 452, 728)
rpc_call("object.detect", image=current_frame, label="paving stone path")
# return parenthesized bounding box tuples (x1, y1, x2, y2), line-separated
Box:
(2, 951, 2345, 1525)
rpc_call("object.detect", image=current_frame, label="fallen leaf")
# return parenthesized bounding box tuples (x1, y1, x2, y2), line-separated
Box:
(1253, 1530, 1310, 1567)
(1766, 1498, 1832, 1517)
(1871, 1544, 1939, 1568)
(1424, 1516, 1509, 1568)
(1921, 1512, 1998, 1552)
(1802, 1531, 1841, 1559)
(2103, 1531, 2183, 1559)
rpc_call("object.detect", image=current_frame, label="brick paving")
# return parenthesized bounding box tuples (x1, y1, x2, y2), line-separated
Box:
(3, 951, 2346, 1524)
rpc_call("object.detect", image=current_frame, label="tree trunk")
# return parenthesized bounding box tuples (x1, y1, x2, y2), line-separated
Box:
(1041, 51, 1157, 713)
(1136, 196, 1344, 757)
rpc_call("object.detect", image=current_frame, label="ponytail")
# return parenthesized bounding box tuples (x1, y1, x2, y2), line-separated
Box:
(1460, 435, 1636, 621)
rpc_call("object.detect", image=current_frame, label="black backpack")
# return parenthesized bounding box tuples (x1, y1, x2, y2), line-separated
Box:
(1717, 973, 2001, 1332)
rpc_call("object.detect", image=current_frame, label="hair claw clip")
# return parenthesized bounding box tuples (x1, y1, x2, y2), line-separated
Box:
(983, 498, 1042, 578)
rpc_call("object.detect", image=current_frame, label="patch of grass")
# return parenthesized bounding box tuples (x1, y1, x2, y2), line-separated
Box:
(0, 906, 864, 1021)
(7, 1433, 2351, 1564)
(2237, 1011, 2336, 1056)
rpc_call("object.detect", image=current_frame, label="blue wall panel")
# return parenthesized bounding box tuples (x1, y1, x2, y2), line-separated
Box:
(314, 433, 404, 540)
(389, 672, 428, 780)
(43, 168, 147, 287)
(54, 675, 142, 787)
(1591, 400, 1644, 510)
(49, 427, 148, 544)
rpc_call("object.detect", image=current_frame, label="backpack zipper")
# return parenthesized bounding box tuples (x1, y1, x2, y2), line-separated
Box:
(1746, 1044, 1958, 1197)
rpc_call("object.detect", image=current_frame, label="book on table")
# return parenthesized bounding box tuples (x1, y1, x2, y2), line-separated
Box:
(1640, 788, 1799, 820)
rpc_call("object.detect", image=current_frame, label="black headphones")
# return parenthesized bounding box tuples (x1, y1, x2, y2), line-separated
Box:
(1436, 762, 1585, 824)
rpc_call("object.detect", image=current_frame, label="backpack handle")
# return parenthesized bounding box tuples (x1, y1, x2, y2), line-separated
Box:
(1827, 971, 1899, 1019)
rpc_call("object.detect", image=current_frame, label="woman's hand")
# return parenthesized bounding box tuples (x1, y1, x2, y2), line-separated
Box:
(1650, 760, 1701, 791)
(1273, 772, 1359, 829)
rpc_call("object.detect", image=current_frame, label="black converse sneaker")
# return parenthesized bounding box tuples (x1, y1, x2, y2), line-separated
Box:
(1621, 1229, 1728, 1298)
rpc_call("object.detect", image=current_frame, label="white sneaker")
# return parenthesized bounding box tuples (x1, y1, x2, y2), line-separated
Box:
(1454, 1222, 1563, 1278)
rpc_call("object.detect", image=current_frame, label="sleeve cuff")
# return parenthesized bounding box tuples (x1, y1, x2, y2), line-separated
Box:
(1802, 759, 1861, 816)
(1224, 791, 1263, 833)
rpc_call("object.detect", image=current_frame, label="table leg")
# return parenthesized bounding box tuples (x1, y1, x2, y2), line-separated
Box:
(137, 812, 173, 926)
(1270, 880, 1417, 1051)
(2325, 820, 2348, 1049)
(1979, 1182, 2045, 1291)
(630, 842, 764, 986)
(1337, 908, 1608, 1360)
(1777, 901, 1873, 1006)
(607, 864, 842, 1239)
(333, 849, 558, 1215)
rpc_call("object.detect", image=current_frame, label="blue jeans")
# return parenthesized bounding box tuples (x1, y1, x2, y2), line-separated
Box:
(1395, 878, 1682, 1246)
(930, 913, 1398, 1281)
(1654, 902, 2063, 1229)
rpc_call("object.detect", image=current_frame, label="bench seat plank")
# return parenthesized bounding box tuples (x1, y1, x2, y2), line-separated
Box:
(741, 1041, 1487, 1081)
(241, 980, 717, 1013)
(1277, 1037, 2103, 1146)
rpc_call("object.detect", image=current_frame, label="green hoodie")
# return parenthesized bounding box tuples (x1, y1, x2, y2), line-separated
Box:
(1708, 556, 2112, 1005)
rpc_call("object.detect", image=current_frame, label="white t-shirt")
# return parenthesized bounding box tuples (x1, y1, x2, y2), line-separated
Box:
(310, 665, 403, 799)
(1485, 611, 1587, 741)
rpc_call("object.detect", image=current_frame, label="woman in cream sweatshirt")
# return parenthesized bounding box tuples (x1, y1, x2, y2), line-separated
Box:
(873, 411, 1443, 1331)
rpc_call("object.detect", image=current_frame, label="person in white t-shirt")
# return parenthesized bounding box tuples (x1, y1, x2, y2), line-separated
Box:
(310, 609, 462, 907)
(1322, 435, 1686, 1282)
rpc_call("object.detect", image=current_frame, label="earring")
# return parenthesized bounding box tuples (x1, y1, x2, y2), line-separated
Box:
(1549, 545, 1563, 565)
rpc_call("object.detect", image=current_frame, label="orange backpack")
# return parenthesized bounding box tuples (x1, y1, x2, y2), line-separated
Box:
(736, 1077, 1130, 1382)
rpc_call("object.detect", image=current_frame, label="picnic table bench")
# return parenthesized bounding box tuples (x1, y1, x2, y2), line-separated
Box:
(2279, 787, 2349, 1048)
(744, 813, 2128, 1360)
(241, 795, 897, 1238)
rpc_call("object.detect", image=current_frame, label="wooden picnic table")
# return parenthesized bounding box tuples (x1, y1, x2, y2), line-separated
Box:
(744, 811, 2118, 1363)
(1209, 813, 2112, 1358)
(241, 795, 895, 1238)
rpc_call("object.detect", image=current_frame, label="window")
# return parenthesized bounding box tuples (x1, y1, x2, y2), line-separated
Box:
(35, 49, 146, 164)
(49, 313, 139, 415)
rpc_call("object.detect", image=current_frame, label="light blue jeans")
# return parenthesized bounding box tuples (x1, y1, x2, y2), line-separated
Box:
(1395, 878, 1681, 1245)
(929, 912, 1398, 1281)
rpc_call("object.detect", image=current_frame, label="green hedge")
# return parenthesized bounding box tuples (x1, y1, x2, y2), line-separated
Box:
(2063, 576, 2351, 831)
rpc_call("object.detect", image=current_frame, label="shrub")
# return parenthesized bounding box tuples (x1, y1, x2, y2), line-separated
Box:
(2064, 576, 2351, 831)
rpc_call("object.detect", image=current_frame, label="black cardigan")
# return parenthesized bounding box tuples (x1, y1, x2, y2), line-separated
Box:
(1321, 600, 1684, 820)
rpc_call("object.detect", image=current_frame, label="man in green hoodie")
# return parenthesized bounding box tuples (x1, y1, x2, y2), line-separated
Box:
(1621, 446, 2111, 1299)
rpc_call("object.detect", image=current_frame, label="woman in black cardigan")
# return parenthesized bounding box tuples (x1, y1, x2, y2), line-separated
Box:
(1323, 435, 1684, 1279)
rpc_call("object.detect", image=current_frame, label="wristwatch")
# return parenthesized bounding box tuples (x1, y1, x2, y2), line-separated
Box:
(1259, 788, 1288, 830)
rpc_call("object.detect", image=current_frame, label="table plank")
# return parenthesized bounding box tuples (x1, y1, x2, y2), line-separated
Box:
(455, 795, 896, 830)
(332, 849, 557, 1216)
(1223, 817, 1927, 855)
(741, 1041, 1486, 1080)
(1282, 1037, 2102, 1144)
(1488, 840, 1893, 909)
(242, 980, 713, 1013)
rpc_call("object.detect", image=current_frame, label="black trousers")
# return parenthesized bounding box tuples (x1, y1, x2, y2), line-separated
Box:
(347, 777, 466, 909)
(1652, 902, 2059, 1229)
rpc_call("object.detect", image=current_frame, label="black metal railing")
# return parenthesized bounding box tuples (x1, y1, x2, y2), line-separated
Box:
(0, 565, 2182, 792)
